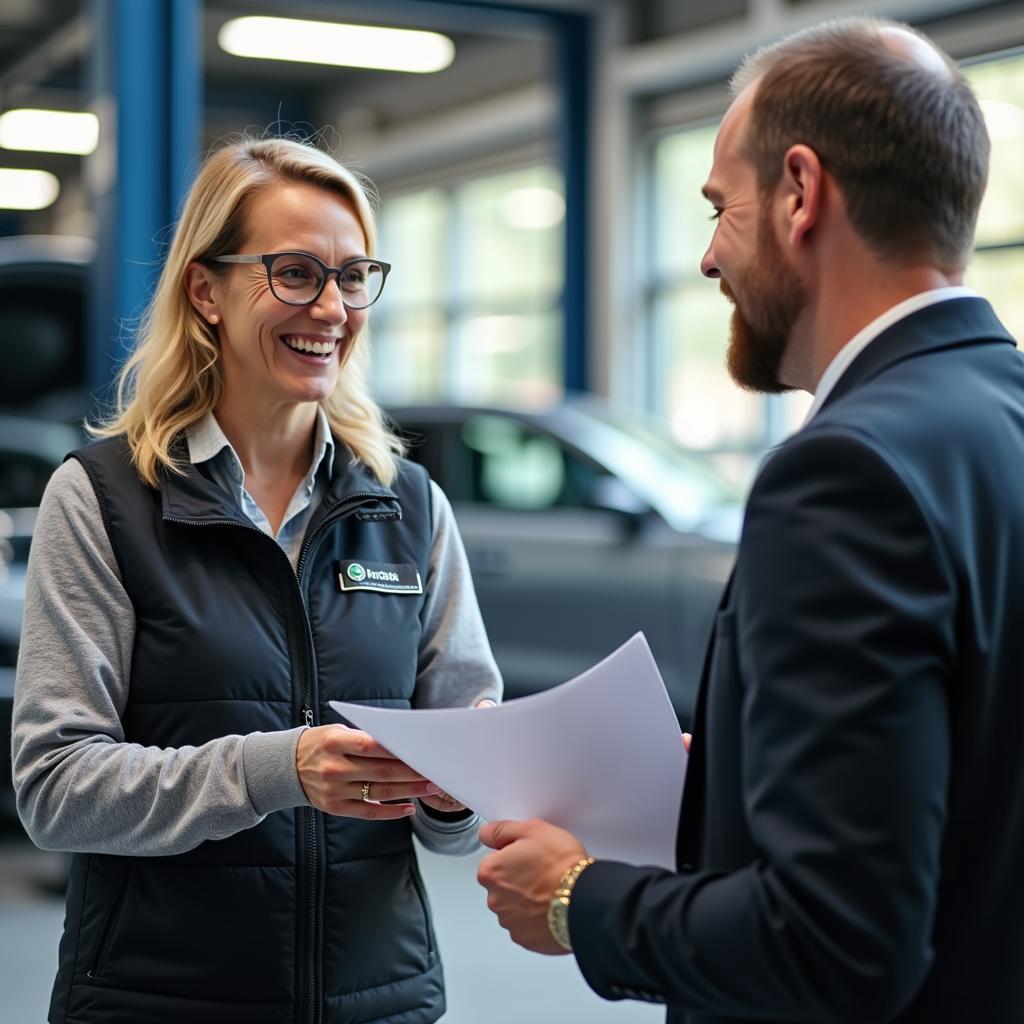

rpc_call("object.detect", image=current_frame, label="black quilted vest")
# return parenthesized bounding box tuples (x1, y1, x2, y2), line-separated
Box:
(50, 436, 445, 1024)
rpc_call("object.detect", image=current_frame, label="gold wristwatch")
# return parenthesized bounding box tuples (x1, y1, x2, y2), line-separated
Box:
(547, 856, 595, 951)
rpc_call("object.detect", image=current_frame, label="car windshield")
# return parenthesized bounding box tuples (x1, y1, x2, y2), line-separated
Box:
(590, 407, 743, 506)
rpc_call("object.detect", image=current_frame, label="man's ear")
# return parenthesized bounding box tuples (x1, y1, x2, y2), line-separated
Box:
(184, 262, 222, 326)
(778, 144, 823, 250)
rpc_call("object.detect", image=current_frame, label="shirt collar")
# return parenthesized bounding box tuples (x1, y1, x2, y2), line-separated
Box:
(802, 286, 978, 426)
(186, 405, 336, 481)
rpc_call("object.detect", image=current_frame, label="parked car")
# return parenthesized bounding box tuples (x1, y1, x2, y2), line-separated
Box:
(390, 399, 740, 723)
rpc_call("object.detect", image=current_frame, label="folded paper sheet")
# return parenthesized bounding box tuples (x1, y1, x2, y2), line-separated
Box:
(329, 632, 686, 869)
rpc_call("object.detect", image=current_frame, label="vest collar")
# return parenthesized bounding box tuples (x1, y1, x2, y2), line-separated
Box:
(160, 438, 400, 528)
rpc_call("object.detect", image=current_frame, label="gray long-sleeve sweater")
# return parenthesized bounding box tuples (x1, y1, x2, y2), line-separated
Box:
(11, 457, 502, 858)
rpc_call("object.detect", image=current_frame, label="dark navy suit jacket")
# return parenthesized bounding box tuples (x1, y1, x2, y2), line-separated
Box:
(571, 297, 1024, 1023)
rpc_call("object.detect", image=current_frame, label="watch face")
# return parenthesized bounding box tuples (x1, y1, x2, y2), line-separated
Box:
(548, 895, 572, 951)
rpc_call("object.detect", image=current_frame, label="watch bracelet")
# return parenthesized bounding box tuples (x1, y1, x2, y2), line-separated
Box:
(548, 856, 595, 950)
(557, 856, 595, 895)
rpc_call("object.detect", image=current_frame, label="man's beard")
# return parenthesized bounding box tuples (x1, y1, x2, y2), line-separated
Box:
(722, 210, 807, 394)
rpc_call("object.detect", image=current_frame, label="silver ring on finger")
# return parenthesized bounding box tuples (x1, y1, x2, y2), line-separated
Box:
(361, 781, 372, 802)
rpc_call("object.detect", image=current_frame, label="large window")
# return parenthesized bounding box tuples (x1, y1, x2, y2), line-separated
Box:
(370, 165, 565, 407)
(649, 122, 810, 479)
(964, 50, 1024, 343)
(647, 47, 1024, 480)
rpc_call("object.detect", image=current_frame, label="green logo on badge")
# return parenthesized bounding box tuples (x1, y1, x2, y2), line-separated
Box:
(347, 562, 366, 582)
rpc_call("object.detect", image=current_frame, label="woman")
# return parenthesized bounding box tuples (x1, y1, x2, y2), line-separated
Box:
(11, 137, 501, 1024)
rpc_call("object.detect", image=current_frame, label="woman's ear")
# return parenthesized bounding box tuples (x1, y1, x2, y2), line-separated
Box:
(184, 262, 221, 325)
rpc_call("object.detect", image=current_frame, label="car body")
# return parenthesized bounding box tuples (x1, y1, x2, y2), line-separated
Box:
(390, 399, 740, 723)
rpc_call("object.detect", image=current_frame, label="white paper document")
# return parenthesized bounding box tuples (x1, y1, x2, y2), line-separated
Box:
(329, 632, 686, 869)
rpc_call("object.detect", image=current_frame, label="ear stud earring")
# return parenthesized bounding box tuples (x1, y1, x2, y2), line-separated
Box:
(208, 313, 220, 324)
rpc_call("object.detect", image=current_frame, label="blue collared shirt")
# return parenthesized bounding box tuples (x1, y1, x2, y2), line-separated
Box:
(186, 407, 336, 570)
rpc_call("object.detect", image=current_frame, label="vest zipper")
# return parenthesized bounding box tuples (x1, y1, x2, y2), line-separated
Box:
(294, 492, 397, 1024)
(166, 491, 397, 1024)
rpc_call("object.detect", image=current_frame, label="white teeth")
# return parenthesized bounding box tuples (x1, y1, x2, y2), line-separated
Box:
(283, 336, 335, 356)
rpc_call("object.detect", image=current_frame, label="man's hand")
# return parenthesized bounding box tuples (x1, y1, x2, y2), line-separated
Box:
(477, 818, 589, 955)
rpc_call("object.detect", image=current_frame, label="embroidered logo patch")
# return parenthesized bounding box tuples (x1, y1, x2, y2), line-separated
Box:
(337, 560, 423, 595)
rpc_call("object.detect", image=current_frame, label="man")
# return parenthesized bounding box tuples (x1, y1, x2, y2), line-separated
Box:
(477, 16, 1024, 1024)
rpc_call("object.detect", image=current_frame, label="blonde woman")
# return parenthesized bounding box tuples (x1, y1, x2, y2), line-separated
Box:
(12, 137, 501, 1024)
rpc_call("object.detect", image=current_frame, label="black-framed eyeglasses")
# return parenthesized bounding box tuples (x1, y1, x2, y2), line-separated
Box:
(212, 252, 391, 309)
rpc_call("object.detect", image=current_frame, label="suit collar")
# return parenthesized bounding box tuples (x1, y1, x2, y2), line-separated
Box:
(817, 296, 1014, 416)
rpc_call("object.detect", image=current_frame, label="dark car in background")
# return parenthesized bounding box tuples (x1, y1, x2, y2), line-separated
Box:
(0, 416, 84, 820)
(0, 235, 91, 821)
(392, 400, 739, 722)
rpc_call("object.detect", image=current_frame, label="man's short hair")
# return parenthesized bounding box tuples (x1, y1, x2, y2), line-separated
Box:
(733, 17, 989, 271)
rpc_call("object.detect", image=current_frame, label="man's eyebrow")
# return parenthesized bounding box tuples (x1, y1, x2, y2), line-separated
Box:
(701, 185, 722, 203)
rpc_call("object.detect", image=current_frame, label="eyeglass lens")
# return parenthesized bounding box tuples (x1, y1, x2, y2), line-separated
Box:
(268, 253, 385, 308)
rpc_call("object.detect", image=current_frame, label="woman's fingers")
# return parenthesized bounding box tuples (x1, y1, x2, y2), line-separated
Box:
(419, 791, 466, 813)
(297, 725, 433, 817)
(319, 724, 401, 761)
(353, 779, 440, 804)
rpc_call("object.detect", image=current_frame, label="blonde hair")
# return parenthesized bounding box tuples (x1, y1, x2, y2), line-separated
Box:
(92, 136, 404, 487)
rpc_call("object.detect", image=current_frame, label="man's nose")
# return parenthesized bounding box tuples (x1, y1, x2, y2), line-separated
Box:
(700, 245, 720, 279)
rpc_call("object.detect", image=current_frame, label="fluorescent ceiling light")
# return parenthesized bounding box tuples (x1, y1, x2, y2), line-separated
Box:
(500, 187, 565, 230)
(0, 109, 99, 155)
(219, 16, 455, 73)
(0, 168, 60, 210)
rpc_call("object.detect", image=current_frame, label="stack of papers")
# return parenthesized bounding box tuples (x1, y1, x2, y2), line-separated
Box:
(329, 632, 686, 870)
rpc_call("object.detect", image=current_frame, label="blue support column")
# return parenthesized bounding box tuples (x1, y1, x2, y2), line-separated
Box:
(550, 12, 592, 395)
(87, 0, 201, 397)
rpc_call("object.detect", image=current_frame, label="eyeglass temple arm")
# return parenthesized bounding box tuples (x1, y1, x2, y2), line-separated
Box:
(212, 255, 263, 264)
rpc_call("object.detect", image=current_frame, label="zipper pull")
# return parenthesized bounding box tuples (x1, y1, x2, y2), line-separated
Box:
(304, 707, 314, 728)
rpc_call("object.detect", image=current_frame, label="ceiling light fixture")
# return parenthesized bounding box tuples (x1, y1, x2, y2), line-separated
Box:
(0, 109, 99, 155)
(218, 16, 455, 73)
(0, 168, 60, 210)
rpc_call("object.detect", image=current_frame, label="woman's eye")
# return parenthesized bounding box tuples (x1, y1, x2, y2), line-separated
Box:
(279, 266, 312, 280)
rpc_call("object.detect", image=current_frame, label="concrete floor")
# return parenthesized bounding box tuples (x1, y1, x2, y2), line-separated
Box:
(0, 821, 664, 1023)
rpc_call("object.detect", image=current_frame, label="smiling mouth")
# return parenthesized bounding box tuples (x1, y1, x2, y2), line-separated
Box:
(281, 334, 338, 358)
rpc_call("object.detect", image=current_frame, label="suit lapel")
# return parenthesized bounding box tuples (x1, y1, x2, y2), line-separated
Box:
(676, 569, 735, 866)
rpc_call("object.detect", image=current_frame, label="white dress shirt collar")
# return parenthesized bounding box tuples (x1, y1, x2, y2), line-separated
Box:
(803, 286, 978, 426)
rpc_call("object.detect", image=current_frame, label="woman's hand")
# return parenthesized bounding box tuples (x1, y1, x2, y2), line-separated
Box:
(296, 724, 441, 819)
